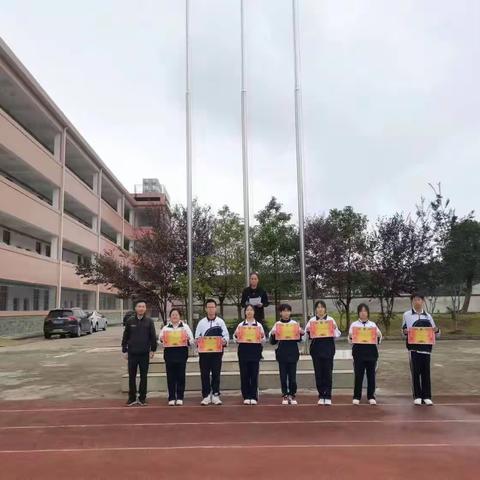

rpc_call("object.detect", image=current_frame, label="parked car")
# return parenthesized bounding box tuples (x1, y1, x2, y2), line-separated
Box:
(43, 308, 92, 339)
(86, 311, 108, 332)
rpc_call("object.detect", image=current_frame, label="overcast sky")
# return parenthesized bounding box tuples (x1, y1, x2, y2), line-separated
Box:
(1, 0, 479, 223)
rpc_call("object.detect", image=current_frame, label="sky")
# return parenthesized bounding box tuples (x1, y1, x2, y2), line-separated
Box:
(1, 0, 479, 224)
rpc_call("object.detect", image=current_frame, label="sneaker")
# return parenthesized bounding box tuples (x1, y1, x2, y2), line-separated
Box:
(368, 399, 377, 405)
(243, 399, 251, 405)
(250, 399, 257, 405)
(126, 398, 137, 407)
(282, 395, 289, 405)
(352, 399, 360, 405)
(324, 399, 332, 406)
(423, 399, 434, 406)
(138, 400, 147, 406)
(414, 398, 422, 405)
(176, 399, 184, 406)
(289, 396, 298, 405)
(168, 400, 175, 406)
(200, 396, 212, 406)
(317, 398, 325, 405)
(212, 394, 222, 405)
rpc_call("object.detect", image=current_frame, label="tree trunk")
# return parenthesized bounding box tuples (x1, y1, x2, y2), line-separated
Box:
(219, 297, 225, 319)
(461, 275, 473, 314)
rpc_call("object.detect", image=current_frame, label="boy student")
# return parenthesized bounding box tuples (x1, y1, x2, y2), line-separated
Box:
(269, 304, 304, 405)
(121, 300, 157, 406)
(306, 300, 341, 405)
(348, 303, 382, 405)
(195, 299, 230, 406)
(159, 308, 194, 406)
(234, 304, 266, 405)
(402, 293, 440, 406)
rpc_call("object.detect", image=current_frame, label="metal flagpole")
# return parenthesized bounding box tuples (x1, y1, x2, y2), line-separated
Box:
(291, 0, 308, 333)
(185, 0, 194, 328)
(240, 0, 250, 284)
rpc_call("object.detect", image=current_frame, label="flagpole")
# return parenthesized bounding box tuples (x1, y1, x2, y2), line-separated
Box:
(240, 0, 250, 284)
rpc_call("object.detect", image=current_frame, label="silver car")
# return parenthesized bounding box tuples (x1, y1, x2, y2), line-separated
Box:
(86, 311, 108, 332)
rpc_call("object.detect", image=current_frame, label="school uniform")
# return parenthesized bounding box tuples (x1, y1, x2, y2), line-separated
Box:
(306, 315, 341, 400)
(234, 320, 266, 401)
(159, 322, 194, 402)
(348, 320, 382, 401)
(195, 316, 230, 398)
(269, 319, 303, 397)
(402, 309, 440, 400)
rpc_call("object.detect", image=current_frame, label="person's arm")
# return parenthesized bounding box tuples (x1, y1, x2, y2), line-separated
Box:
(184, 325, 195, 345)
(331, 318, 342, 338)
(194, 319, 203, 339)
(401, 312, 408, 336)
(347, 323, 354, 344)
(121, 321, 130, 353)
(269, 323, 278, 345)
(261, 290, 269, 308)
(150, 320, 158, 352)
(158, 326, 166, 345)
(376, 325, 383, 344)
(258, 323, 267, 344)
(429, 314, 440, 336)
(220, 319, 230, 345)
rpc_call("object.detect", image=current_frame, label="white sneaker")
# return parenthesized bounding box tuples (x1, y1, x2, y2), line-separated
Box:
(423, 399, 434, 406)
(289, 396, 298, 405)
(352, 399, 360, 405)
(414, 398, 422, 405)
(176, 399, 183, 406)
(200, 396, 212, 406)
(282, 396, 289, 405)
(369, 399, 377, 405)
(250, 399, 257, 405)
(243, 399, 251, 405)
(168, 400, 175, 406)
(212, 394, 222, 405)
(317, 398, 325, 405)
(324, 399, 332, 406)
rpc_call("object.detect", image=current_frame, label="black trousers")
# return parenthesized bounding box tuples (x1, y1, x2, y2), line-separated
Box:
(353, 358, 376, 400)
(128, 352, 150, 401)
(278, 361, 297, 396)
(409, 351, 432, 399)
(312, 356, 334, 399)
(166, 361, 187, 401)
(199, 353, 223, 398)
(239, 360, 260, 400)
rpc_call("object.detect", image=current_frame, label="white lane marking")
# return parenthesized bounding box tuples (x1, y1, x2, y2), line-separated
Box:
(53, 353, 76, 358)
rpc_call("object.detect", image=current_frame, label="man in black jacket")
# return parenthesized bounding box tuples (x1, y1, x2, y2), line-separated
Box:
(121, 300, 157, 406)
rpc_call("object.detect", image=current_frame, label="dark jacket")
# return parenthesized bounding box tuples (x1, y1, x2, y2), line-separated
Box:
(241, 286, 269, 322)
(121, 315, 157, 354)
(270, 319, 301, 363)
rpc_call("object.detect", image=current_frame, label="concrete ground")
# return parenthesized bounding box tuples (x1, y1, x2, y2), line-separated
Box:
(0, 325, 479, 401)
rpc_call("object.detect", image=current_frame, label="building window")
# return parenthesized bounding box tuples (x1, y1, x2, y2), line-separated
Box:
(35, 241, 42, 254)
(0, 286, 7, 310)
(46, 245, 51, 257)
(82, 293, 89, 310)
(23, 298, 29, 311)
(2, 230, 11, 245)
(13, 298, 19, 311)
(43, 290, 49, 310)
(33, 289, 40, 310)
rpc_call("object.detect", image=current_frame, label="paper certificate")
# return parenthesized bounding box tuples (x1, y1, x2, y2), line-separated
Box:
(163, 329, 188, 348)
(275, 322, 300, 341)
(408, 327, 435, 345)
(236, 325, 262, 344)
(248, 296, 262, 307)
(197, 336, 223, 353)
(310, 320, 335, 339)
(351, 326, 377, 344)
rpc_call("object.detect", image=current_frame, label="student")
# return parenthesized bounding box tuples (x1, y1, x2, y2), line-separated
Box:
(195, 299, 230, 406)
(241, 272, 269, 334)
(402, 293, 440, 406)
(348, 303, 382, 405)
(121, 300, 157, 406)
(306, 300, 341, 405)
(269, 304, 304, 405)
(159, 308, 194, 406)
(234, 304, 266, 405)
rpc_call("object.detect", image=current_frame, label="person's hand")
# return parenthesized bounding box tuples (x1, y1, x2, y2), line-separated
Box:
(222, 339, 227, 346)
(402, 328, 408, 335)
(149, 351, 155, 360)
(122, 353, 128, 360)
(256, 303, 263, 308)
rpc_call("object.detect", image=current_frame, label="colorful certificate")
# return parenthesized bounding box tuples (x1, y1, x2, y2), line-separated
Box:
(408, 327, 435, 345)
(275, 322, 300, 341)
(163, 329, 188, 348)
(351, 326, 377, 344)
(236, 325, 262, 344)
(309, 320, 335, 339)
(197, 336, 223, 353)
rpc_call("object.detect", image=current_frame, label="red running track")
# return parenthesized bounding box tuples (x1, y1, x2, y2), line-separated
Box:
(1, 395, 479, 479)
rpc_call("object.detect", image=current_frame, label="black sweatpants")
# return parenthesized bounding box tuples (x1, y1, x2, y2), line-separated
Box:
(239, 361, 260, 400)
(409, 351, 432, 399)
(166, 361, 187, 401)
(353, 358, 376, 400)
(312, 356, 334, 399)
(199, 353, 223, 398)
(128, 352, 150, 402)
(279, 361, 297, 396)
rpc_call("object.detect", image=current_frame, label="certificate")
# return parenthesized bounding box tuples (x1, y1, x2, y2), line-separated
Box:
(248, 296, 262, 307)
(236, 325, 262, 344)
(310, 320, 335, 339)
(163, 329, 188, 348)
(408, 327, 435, 345)
(275, 322, 300, 341)
(197, 336, 223, 353)
(351, 326, 377, 344)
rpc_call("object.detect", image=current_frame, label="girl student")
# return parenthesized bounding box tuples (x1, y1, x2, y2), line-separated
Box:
(348, 303, 382, 405)
(159, 308, 194, 406)
(269, 304, 305, 405)
(233, 304, 266, 405)
(305, 300, 341, 405)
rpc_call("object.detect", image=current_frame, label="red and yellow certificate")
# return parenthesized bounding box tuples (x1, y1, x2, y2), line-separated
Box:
(351, 326, 377, 344)
(408, 327, 435, 345)
(197, 336, 223, 353)
(275, 322, 300, 341)
(309, 320, 335, 339)
(163, 329, 188, 348)
(236, 325, 262, 344)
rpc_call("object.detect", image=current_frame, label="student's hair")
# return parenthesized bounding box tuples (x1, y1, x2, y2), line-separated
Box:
(314, 300, 327, 311)
(169, 308, 182, 318)
(410, 292, 425, 301)
(249, 272, 259, 280)
(205, 298, 217, 307)
(133, 299, 147, 307)
(244, 304, 255, 315)
(357, 303, 370, 316)
(279, 303, 292, 312)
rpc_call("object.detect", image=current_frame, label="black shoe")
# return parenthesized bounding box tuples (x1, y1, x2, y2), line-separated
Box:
(126, 398, 137, 406)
